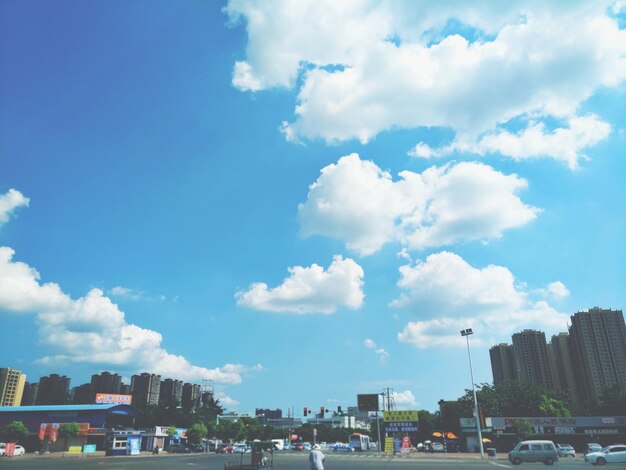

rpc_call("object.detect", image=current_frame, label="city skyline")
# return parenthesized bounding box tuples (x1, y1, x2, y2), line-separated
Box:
(1, 1, 626, 414)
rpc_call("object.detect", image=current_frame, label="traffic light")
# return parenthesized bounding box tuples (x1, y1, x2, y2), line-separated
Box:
(320, 406, 325, 417)
(337, 406, 342, 413)
(304, 407, 308, 416)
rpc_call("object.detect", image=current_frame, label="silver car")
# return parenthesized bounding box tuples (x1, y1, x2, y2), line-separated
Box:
(509, 440, 559, 465)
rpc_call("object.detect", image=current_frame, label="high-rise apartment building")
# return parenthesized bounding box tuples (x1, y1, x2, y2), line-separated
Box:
(21, 382, 38, 405)
(72, 383, 94, 404)
(568, 307, 626, 401)
(91, 371, 122, 395)
(547, 332, 580, 402)
(181, 383, 202, 408)
(37, 374, 71, 405)
(0, 368, 26, 406)
(512, 329, 556, 391)
(159, 378, 183, 406)
(489, 343, 518, 384)
(131, 373, 161, 406)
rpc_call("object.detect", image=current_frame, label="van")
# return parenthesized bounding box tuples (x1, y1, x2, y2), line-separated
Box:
(508, 440, 559, 465)
(271, 439, 284, 451)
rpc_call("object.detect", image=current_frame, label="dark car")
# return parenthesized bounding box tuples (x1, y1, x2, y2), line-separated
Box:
(167, 444, 192, 453)
(187, 443, 206, 453)
(444, 442, 463, 452)
(216, 444, 234, 454)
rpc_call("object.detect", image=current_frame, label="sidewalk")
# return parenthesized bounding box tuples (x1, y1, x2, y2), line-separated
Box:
(13, 450, 185, 459)
(383, 451, 506, 460)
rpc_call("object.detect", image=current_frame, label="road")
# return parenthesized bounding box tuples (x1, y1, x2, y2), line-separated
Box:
(0, 452, 590, 469)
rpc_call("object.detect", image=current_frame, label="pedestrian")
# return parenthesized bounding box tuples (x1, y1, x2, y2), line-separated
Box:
(309, 444, 325, 470)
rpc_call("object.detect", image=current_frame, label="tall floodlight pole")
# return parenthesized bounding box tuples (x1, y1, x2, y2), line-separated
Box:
(461, 328, 484, 459)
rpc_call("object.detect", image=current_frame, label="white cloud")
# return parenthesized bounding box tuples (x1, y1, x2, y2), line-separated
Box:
(390, 251, 525, 314)
(392, 390, 417, 407)
(0, 246, 252, 383)
(537, 281, 570, 300)
(298, 154, 539, 255)
(235, 255, 364, 314)
(108, 285, 167, 302)
(215, 392, 240, 409)
(0, 247, 72, 314)
(227, 1, 625, 162)
(413, 115, 612, 169)
(364, 338, 390, 363)
(394, 252, 570, 348)
(109, 286, 142, 300)
(0, 189, 29, 225)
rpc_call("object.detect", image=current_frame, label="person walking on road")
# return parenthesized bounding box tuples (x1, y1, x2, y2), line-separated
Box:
(309, 444, 325, 470)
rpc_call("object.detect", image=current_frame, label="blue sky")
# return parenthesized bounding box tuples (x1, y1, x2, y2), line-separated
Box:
(1, 0, 625, 414)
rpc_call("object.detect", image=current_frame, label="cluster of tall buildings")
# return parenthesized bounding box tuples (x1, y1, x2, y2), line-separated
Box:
(490, 307, 626, 403)
(0, 369, 208, 409)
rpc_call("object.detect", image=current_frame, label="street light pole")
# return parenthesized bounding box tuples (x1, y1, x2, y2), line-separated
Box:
(438, 399, 446, 453)
(461, 328, 484, 459)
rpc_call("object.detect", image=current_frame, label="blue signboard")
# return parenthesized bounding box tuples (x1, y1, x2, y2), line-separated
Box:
(83, 444, 97, 453)
(128, 436, 141, 455)
(384, 421, 419, 433)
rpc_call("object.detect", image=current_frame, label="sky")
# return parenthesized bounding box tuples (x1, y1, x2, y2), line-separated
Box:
(1, 0, 626, 415)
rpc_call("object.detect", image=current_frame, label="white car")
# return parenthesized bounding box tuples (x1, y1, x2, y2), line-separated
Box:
(0, 444, 25, 456)
(556, 444, 576, 458)
(585, 445, 626, 465)
(432, 442, 445, 452)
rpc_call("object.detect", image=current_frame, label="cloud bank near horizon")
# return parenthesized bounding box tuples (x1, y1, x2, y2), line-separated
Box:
(0, 190, 256, 384)
(394, 251, 570, 348)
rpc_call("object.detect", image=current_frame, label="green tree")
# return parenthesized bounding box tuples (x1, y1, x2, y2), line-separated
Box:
(597, 385, 626, 415)
(2, 421, 29, 442)
(457, 381, 571, 418)
(167, 426, 177, 438)
(511, 418, 532, 441)
(186, 422, 208, 444)
(59, 422, 80, 450)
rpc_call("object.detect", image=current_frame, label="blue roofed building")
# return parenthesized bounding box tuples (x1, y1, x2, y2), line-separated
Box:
(0, 404, 140, 452)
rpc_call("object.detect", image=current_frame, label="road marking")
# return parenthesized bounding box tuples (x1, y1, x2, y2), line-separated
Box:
(488, 461, 511, 468)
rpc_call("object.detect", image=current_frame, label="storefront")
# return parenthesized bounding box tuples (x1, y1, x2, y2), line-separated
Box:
(105, 430, 144, 456)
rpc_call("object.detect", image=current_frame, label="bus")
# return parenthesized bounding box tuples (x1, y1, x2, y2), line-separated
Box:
(349, 433, 371, 451)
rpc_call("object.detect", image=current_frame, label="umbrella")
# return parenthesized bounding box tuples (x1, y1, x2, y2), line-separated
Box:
(432, 432, 443, 437)
(445, 432, 458, 439)
(482, 438, 492, 443)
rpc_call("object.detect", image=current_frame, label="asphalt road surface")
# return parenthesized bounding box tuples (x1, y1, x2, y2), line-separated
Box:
(0, 452, 591, 469)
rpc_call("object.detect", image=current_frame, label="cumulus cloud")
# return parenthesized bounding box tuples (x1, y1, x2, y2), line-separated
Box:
(411, 115, 612, 169)
(215, 392, 240, 409)
(394, 252, 570, 348)
(0, 189, 29, 226)
(226, 1, 625, 163)
(0, 247, 253, 383)
(0, 247, 72, 313)
(298, 154, 539, 255)
(536, 281, 570, 300)
(364, 338, 390, 363)
(235, 255, 364, 314)
(392, 390, 417, 407)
